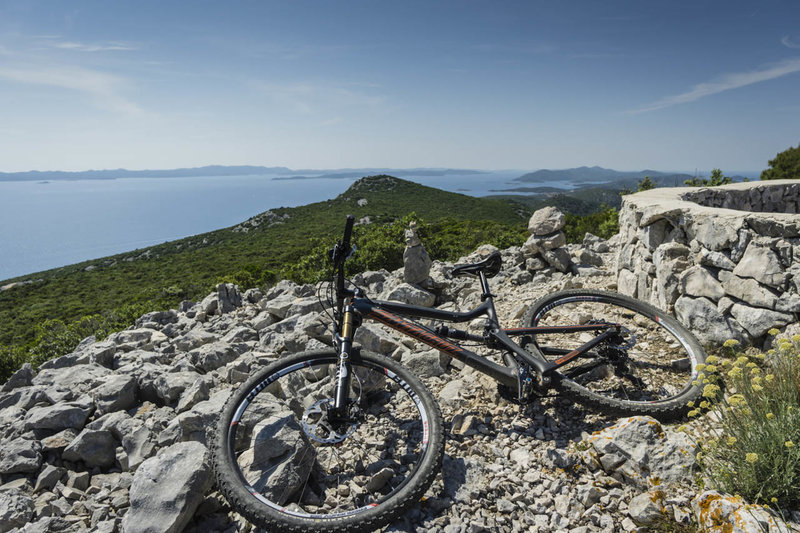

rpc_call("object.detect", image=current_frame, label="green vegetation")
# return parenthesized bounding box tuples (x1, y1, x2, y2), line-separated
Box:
(684, 168, 733, 187)
(0, 176, 532, 380)
(564, 205, 619, 243)
(761, 143, 800, 180)
(0, 174, 627, 381)
(620, 175, 657, 195)
(686, 333, 800, 511)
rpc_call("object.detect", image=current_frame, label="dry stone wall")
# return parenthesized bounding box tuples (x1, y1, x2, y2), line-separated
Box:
(616, 180, 800, 345)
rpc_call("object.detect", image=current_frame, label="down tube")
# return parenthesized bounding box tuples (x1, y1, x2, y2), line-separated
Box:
(353, 300, 518, 389)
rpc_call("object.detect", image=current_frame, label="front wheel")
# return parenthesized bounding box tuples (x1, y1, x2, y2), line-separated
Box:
(521, 289, 706, 420)
(211, 349, 444, 533)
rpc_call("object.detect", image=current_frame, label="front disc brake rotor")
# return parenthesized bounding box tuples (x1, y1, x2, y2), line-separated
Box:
(301, 398, 359, 444)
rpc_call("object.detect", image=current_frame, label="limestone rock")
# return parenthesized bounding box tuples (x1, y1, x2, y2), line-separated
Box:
(92, 373, 138, 414)
(385, 283, 436, 307)
(523, 231, 566, 256)
(401, 349, 448, 378)
(403, 222, 432, 284)
(722, 275, 779, 310)
(24, 401, 93, 432)
(588, 416, 696, 489)
(674, 296, 745, 345)
(730, 303, 793, 338)
(528, 206, 565, 236)
(236, 397, 314, 505)
(1, 363, 34, 392)
(628, 490, 666, 525)
(732, 242, 787, 288)
(122, 441, 213, 533)
(0, 438, 42, 474)
(679, 266, 724, 301)
(693, 491, 794, 533)
(0, 488, 34, 533)
(62, 429, 118, 468)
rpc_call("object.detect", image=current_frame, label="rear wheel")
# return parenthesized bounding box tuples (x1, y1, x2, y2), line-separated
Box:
(211, 349, 444, 533)
(521, 290, 705, 420)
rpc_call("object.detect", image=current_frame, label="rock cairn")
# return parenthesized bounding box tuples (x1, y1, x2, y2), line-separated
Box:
(617, 180, 800, 346)
(1, 209, 797, 532)
(403, 221, 432, 286)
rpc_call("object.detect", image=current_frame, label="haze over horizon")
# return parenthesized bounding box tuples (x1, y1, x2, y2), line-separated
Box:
(0, 0, 798, 173)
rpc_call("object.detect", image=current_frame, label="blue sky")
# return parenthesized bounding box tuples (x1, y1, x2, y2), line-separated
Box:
(0, 0, 798, 173)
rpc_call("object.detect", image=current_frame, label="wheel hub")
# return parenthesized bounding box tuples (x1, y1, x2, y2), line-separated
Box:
(301, 398, 359, 444)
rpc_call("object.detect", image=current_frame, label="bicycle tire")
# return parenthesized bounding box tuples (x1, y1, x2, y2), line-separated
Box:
(521, 289, 706, 420)
(211, 348, 444, 533)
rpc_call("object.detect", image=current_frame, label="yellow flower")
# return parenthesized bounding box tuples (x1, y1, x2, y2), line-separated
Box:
(727, 437, 737, 446)
(746, 453, 758, 463)
(793, 334, 800, 343)
(724, 339, 740, 347)
(786, 441, 795, 448)
(771, 497, 778, 503)
(752, 376, 763, 386)
(768, 328, 780, 336)
(728, 368, 743, 379)
(752, 384, 763, 392)
(700, 401, 710, 409)
(687, 409, 701, 418)
(728, 394, 746, 407)
(706, 355, 720, 364)
(705, 365, 718, 373)
(756, 353, 765, 361)
(765, 374, 775, 382)
(702, 384, 721, 398)
(746, 362, 758, 369)
(687, 401, 695, 408)
(766, 413, 775, 420)
(737, 356, 749, 365)
(750, 367, 761, 376)
(677, 425, 688, 432)
(696, 364, 707, 372)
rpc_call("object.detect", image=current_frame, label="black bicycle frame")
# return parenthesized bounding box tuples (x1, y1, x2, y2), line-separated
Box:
(328, 216, 621, 416)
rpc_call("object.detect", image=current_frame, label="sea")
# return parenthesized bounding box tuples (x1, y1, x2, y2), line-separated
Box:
(0, 170, 577, 282)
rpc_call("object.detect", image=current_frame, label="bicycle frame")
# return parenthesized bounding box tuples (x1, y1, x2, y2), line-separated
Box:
(328, 215, 622, 416)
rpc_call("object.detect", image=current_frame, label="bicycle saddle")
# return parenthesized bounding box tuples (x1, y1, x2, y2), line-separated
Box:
(451, 251, 503, 278)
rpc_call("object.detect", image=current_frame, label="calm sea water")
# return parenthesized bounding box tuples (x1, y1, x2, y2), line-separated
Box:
(0, 170, 571, 281)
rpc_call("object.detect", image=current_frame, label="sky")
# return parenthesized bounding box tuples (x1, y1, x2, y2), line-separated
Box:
(0, 0, 798, 174)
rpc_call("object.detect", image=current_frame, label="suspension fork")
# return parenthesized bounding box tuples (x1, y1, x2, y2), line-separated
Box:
(332, 304, 358, 419)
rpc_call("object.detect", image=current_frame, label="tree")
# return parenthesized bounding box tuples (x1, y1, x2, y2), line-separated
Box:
(685, 168, 732, 187)
(637, 175, 655, 191)
(761, 143, 800, 180)
(619, 175, 656, 196)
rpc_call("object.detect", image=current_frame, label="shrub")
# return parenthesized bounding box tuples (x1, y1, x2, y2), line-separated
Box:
(690, 333, 800, 510)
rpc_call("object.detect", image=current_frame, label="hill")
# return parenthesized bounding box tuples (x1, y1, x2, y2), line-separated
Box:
(0, 175, 529, 378)
(513, 166, 693, 186)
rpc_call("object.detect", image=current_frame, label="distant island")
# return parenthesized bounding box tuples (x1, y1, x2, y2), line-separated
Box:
(514, 166, 694, 185)
(0, 165, 488, 182)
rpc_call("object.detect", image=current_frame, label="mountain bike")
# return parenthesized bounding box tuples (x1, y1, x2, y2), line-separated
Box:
(211, 215, 706, 533)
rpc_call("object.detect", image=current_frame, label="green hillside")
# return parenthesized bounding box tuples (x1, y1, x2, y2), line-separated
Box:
(0, 175, 530, 379)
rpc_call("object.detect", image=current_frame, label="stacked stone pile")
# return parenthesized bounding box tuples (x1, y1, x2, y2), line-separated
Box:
(1, 207, 797, 532)
(617, 180, 800, 346)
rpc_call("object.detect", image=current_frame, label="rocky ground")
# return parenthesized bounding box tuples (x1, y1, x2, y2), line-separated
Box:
(1, 213, 798, 532)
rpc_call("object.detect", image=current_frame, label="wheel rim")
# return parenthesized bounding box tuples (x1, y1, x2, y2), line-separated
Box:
(530, 295, 699, 404)
(225, 356, 432, 519)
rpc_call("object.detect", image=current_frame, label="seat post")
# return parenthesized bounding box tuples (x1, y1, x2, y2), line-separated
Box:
(478, 271, 492, 299)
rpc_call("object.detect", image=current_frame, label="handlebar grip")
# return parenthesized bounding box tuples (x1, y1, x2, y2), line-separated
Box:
(342, 215, 355, 248)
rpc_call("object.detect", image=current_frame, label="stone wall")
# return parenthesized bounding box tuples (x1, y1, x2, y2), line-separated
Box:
(616, 180, 800, 345)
